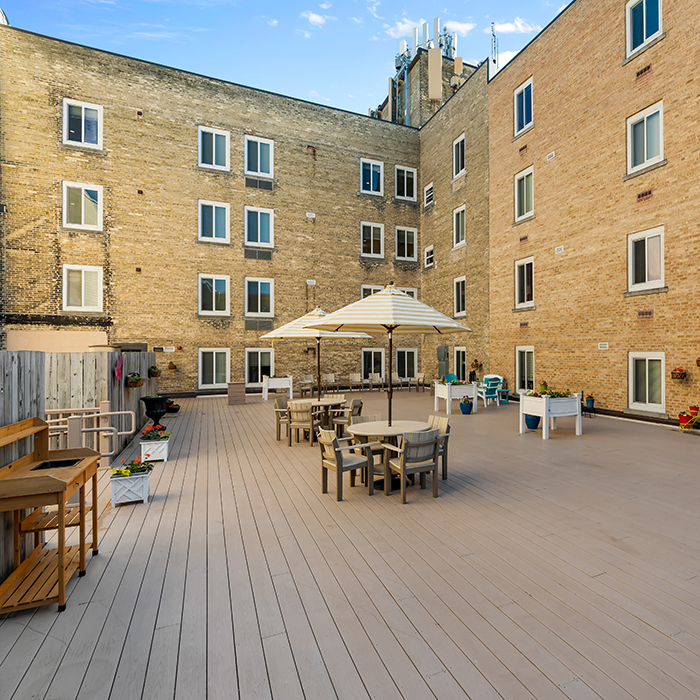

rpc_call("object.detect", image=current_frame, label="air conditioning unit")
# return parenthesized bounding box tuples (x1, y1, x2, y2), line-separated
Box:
(153, 346, 176, 353)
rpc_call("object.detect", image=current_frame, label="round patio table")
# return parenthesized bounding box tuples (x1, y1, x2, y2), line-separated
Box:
(346, 420, 431, 439)
(309, 397, 346, 428)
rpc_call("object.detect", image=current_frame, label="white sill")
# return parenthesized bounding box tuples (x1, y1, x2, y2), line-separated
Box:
(198, 163, 230, 172)
(394, 196, 417, 203)
(61, 141, 105, 152)
(244, 171, 274, 179)
(198, 237, 231, 245)
(451, 171, 466, 183)
(512, 122, 534, 142)
(360, 254, 384, 260)
(452, 241, 466, 250)
(244, 242, 274, 249)
(622, 32, 666, 66)
(198, 312, 231, 317)
(623, 285, 668, 298)
(623, 159, 667, 181)
(513, 213, 535, 226)
(395, 257, 418, 263)
(61, 225, 104, 233)
(358, 190, 384, 197)
(513, 304, 536, 312)
(62, 308, 104, 313)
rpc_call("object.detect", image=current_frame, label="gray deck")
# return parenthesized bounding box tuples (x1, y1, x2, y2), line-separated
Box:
(2, 391, 700, 699)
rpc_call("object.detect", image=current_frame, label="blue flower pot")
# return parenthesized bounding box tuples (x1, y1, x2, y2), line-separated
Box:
(524, 415, 541, 429)
(585, 398, 595, 409)
(459, 402, 473, 415)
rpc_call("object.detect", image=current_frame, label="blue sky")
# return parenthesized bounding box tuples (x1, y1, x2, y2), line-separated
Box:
(1, 0, 572, 114)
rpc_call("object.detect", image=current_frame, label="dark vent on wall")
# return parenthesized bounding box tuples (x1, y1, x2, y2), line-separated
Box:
(245, 319, 274, 331)
(244, 248, 272, 260)
(636, 64, 652, 79)
(520, 321, 529, 328)
(245, 177, 273, 191)
(519, 145, 528, 154)
(637, 310, 653, 319)
(637, 189, 653, 202)
(519, 235, 528, 243)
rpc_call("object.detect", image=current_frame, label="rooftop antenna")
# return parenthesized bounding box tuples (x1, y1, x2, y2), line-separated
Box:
(491, 22, 498, 72)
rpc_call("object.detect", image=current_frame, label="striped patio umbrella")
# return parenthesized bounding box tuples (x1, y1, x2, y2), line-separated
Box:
(306, 284, 471, 424)
(260, 307, 371, 399)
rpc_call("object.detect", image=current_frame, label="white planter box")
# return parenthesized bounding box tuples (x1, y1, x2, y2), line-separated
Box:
(111, 472, 150, 507)
(434, 382, 478, 415)
(262, 375, 294, 400)
(140, 439, 169, 463)
(519, 394, 582, 439)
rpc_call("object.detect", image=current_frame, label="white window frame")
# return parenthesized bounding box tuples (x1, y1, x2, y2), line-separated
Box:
(454, 276, 466, 317)
(361, 348, 385, 380)
(62, 181, 103, 231)
(62, 264, 103, 312)
(245, 348, 274, 388)
(628, 226, 664, 293)
(198, 273, 230, 316)
(244, 135, 274, 178)
(395, 348, 417, 381)
(454, 347, 467, 381)
(198, 200, 230, 243)
(424, 182, 434, 207)
(198, 125, 230, 171)
(628, 351, 665, 413)
(245, 277, 274, 317)
(453, 206, 466, 248)
(453, 134, 466, 179)
(424, 245, 434, 268)
(244, 206, 275, 248)
(395, 226, 417, 261)
(626, 0, 663, 58)
(515, 256, 535, 309)
(62, 99, 103, 149)
(361, 222, 384, 259)
(627, 101, 663, 175)
(398, 287, 417, 299)
(516, 346, 535, 393)
(514, 166, 534, 222)
(360, 158, 383, 196)
(513, 77, 533, 137)
(395, 165, 417, 201)
(361, 285, 383, 299)
(199, 348, 230, 389)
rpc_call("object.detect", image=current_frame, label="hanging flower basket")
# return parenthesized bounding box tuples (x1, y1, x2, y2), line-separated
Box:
(126, 373, 145, 388)
(148, 366, 161, 378)
(671, 368, 686, 380)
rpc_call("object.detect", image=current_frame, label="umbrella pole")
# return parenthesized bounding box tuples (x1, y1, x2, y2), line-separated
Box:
(317, 337, 322, 400)
(388, 329, 393, 427)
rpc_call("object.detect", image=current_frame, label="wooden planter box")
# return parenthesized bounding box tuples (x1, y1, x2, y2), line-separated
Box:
(262, 375, 293, 400)
(111, 472, 150, 507)
(433, 382, 478, 415)
(227, 382, 245, 406)
(140, 439, 169, 463)
(519, 393, 582, 440)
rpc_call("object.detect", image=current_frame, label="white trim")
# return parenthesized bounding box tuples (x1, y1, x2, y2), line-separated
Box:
(395, 226, 417, 261)
(62, 181, 103, 231)
(198, 200, 230, 243)
(627, 100, 663, 175)
(360, 221, 384, 258)
(197, 125, 230, 171)
(361, 348, 385, 380)
(395, 165, 417, 201)
(424, 182, 434, 207)
(198, 273, 230, 316)
(62, 99, 103, 150)
(628, 351, 665, 413)
(395, 348, 417, 380)
(245, 347, 274, 388)
(361, 285, 382, 299)
(627, 226, 664, 292)
(454, 346, 467, 381)
(626, 0, 663, 58)
(244, 206, 275, 248)
(245, 277, 274, 317)
(514, 166, 534, 222)
(516, 345, 535, 392)
(360, 158, 384, 195)
(244, 135, 274, 178)
(453, 205, 466, 248)
(452, 134, 466, 179)
(398, 287, 417, 299)
(62, 264, 103, 312)
(454, 275, 466, 317)
(513, 77, 533, 138)
(424, 245, 434, 268)
(198, 347, 231, 389)
(514, 256, 535, 309)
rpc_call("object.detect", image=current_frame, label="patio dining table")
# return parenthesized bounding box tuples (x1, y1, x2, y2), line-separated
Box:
(309, 397, 346, 428)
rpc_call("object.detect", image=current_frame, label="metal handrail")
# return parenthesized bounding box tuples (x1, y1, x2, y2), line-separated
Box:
(46, 410, 136, 436)
(81, 426, 118, 457)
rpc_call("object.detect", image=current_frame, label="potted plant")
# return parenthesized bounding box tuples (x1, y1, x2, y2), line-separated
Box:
(524, 414, 541, 429)
(679, 411, 693, 428)
(690, 404, 699, 417)
(168, 361, 177, 370)
(671, 367, 686, 380)
(110, 456, 154, 507)
(539, 380, 548, 394)
(140, 395, 170, 427)
(139, 424, 171, 462)
(126, 372, 145, 388)
(459, 396, 473, 415)
(165, 398, 181, 413)
(585, 394, 595, 409)
(148, 366, 161, 378)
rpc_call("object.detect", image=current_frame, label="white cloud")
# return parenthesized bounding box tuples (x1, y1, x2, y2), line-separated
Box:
(350, 17, 363, 25)
(297, 29, 312, 38)
(486, 17, 541, 34)
(369, 35, 379, 41)
(367, 1, 383, 20)
(385, 18, 426, 39)
(444, 20, 476, 37)
(309, 90, 319, 97)
(267, 19, 278, 26)
(302, 11, 326, 27)
(320, 2, 331, 8)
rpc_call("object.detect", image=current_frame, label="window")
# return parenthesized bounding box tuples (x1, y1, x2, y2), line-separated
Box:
(63, 265, 102, 312)
(62, 182, 103, 231)
(362, 348, 384, 381)
(198, 200, 229, 243)
(198, 274, 229, 316)
(424, 182, 434, 207)
(516, 346, 535, 392)
(453, 135, 465, 179)
(398, 287, 417, 299)
(63, 99, 102, 149)
(515, 166, 534, 221)
(626, 0, 662, 57)
(629, 351, 664, 412)
(514, 78, 533, 136)
(628, 226, 664, 292)
(395, 349, 417, 381)
(395, 227, 417, 261)
(361, 285, 382, 298)
(453, 206, 466, 247)
(245, 348, 273, 387)
(395, 166, 417, 200)
(198, 126, 229, 170)
(361, 222, 384, 258)
(627, 101, 663, 175)
(454, 276, 466, 317)
(199, 348, 230, 389)
(424, 245, 434, 268)
(245, 207, 274, 248)
(360, 159, 383, 195)
(245, 135, 274, 178)
(515, 257, 534, 308)
(245, 277, 273, 317)
(454, 347, 466, 381)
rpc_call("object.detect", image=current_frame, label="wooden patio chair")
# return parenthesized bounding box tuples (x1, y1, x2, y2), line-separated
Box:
(391, 372, 403, 390)
(332, 398, 362, 437)
(317, 428, 380, 500)
(322, 373, 339, 393)
(349, 373, 364, 392)
(408, 372, 426, 392)
(273, 397, 290, 441)
(348, 413, 384, 485)
(287, 400, 322, 447)
(299, 374, 315, 398)
(427, 414, 451, 479)
(382, 429, 440, 504)
(368, 372, 384, 391)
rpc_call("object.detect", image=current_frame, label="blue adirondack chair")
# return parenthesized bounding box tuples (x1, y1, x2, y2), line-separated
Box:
(477, 376, 502, 408)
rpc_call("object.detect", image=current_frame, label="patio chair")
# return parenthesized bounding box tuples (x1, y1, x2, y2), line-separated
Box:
(407, 372, 426, 392)
(368, 372, 384, 391)
(477, 376, 502, 408)
(443, 373, 458, 383)
(427, 414, 450, 479)
(391, 372, 403, 390)
(483, 374, 508, 404)
(382, 429, 440, 504)
(349, 413, 384, 484)
(299, 374, 315, 398)
(317, 428, 380, 500)
(273, 397, 290, 441)
(322, 373, 339, 393)
(287, 400, 322, 447)
(332, 398, 362, 437)
(349, 373, 364, 392)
